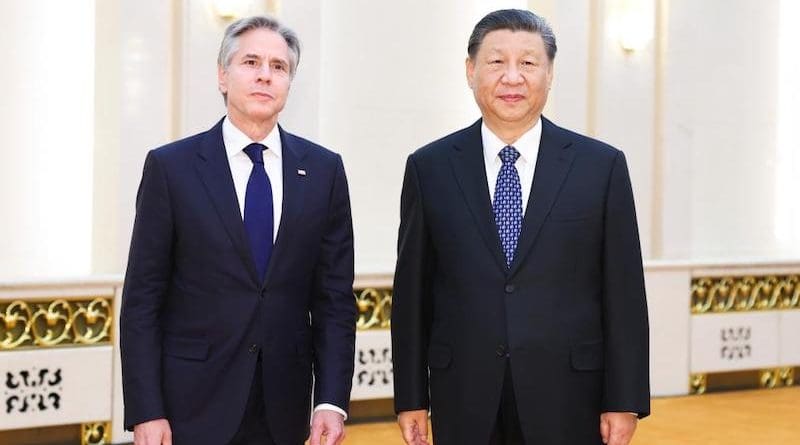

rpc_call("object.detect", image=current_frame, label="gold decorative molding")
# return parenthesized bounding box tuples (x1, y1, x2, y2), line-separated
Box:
(760, 367, 796, 389)
(689, 367, 798, 395)
(689, 373, 707, 395)
(81, 422, 110, 445)
(355, 287, 392, 330)
(780, 367, 795, 386)
(0, 297, 112, 350)
(691, 275, 800, 314)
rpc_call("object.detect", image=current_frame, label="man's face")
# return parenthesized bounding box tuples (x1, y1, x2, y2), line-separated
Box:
(218, 28, 292, 126)
(466, 29, 553, 131)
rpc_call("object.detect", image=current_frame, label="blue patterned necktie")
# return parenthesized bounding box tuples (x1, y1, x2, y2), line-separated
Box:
(493, 146, 523, 268)
(243, 143, 274, 281)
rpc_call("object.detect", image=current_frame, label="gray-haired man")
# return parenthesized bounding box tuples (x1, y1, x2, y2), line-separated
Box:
(121, 16, 356, 445)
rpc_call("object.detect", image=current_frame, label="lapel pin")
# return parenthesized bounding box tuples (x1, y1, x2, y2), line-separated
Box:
(297, 169, 307, 176)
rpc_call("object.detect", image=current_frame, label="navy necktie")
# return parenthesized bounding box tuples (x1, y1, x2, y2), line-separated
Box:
(493, 146, 523, 268)
(243, 143, 274, 281)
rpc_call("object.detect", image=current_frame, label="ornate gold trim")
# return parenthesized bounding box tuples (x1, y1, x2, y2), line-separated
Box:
(355, 287, 392, 330)
(690, 367, 798, 395)
(81, 422, 111, 445)
(689, 373, 707, 394)
(0, 297, 112, 350)
(691, 275, 800, 314)
(760, 367, 796, 389)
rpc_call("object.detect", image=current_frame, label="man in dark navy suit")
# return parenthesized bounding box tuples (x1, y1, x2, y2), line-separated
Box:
(392, 9, 650, 445)
(120, 16, 355, 445)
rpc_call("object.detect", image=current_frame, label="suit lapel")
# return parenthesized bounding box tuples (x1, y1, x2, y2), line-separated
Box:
(194, 118, 259, 284)
(508, 117, 575, 277)
(449, 119, 508, 272)
(262, 127, 309, 287)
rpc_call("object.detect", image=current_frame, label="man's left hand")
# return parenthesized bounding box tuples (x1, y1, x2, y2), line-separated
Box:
(600, 412, 638, 445)
(309, 409, 345, 445)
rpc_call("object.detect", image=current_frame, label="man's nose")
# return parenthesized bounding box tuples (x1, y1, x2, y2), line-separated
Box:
(256, 65, 272, 82)
(502, 65, 524, 84)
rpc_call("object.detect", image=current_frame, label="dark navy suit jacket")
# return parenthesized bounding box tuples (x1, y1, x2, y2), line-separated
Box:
(392, 117, 650, 445)
(120, 118, 356, 445)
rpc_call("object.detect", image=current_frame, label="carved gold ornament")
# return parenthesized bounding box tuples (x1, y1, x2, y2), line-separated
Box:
(355, 288, 392, 330)
(689, 373, 707, 394)
(691, 275, 800, 314)
(0, 297, 112, 350)
(81, 422, 111, 445)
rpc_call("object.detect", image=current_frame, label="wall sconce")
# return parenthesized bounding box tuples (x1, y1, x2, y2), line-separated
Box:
(213, 0, 249, 20)
(610, 0, 654, 53)
(213, 0, 280, 20)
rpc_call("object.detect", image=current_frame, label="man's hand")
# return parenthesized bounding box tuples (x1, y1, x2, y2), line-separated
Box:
(133, 418, 172, 445)
(397, 409, 430, 445)
(600, 412, 638, 445)
(310, 409, 346, 445)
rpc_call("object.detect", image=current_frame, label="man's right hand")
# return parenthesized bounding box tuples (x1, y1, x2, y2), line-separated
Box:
(134, 418, 172, 445)
(397, 409, 430, 445)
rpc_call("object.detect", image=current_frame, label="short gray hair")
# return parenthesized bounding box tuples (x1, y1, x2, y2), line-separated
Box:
(218, 15, 301, 75)
(468, 9, 557, 61)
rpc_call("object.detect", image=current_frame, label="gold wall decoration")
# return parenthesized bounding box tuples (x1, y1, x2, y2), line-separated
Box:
(0, 297, 112, 350)
(81, 422, 110, 445)
(760, 367, 796, 389)
(355, 287, 392, 330)
(690, 367, 798, 395)
(689, 373, 707, 395)
(760, 368, 780, 389)
(779, 367, 795, 386)
(691, 275, 800, 314)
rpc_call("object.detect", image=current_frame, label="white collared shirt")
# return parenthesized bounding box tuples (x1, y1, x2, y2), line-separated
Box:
(221, 116, 346, 420)
(482, 118, 542, 215)
(222, 117, 283, 242)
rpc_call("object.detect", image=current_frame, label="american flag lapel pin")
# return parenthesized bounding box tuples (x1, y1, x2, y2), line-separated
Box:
(297, 168, 307, 176)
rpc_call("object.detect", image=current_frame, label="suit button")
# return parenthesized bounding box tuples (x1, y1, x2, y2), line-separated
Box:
(504, 284, 515, 293)
(496, 345, 507, 357)
(249, 344, 259, 354)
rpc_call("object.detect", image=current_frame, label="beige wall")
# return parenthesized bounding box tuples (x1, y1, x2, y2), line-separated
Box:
(1, 0, 799, 280)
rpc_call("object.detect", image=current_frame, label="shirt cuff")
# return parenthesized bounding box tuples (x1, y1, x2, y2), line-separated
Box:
(314, 403, 348, 421)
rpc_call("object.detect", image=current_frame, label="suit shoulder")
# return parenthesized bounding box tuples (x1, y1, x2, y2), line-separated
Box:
(563, 127, 619, 155)
(282, 131, 342, 163)
(553, 124, 620, 159)
(148, 130, 207, 160)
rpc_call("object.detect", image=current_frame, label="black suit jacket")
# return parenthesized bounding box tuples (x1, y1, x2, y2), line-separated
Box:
(120, 119, 356, 445)
(392, 117, 650, 445)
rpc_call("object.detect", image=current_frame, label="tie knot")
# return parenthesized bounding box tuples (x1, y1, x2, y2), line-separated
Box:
(499, 146, 520, 165)
(243, 143, 267, 165)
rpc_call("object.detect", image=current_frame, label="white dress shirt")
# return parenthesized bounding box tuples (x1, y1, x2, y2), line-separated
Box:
(482, 118, 542, 215)
(223, 117, 283, 242)
(222, 116, 346, 419)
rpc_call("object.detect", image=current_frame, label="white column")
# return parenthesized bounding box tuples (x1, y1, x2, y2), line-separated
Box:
(0, 0, 96, 279)
(97, 0, 176, 440)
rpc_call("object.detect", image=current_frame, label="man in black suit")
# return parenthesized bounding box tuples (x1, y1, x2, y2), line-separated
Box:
(392, 9, 650, 445)
(120, 16, 355, 445)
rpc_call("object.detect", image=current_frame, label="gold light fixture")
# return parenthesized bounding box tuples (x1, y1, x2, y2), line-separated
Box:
(212, 0, 280, 20)
(610, 0, 654, 53)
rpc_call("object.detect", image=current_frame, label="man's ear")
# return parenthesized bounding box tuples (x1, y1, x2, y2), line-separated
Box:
(465, 56, 475, 90)
(218, 64, 227, 95)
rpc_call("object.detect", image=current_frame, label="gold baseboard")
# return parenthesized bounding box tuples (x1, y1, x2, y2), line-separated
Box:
(348, 398, 396, 423)
(690, 367, 798, 394)
(81, 422, 111, 445)
(0, 422, 110, 445)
